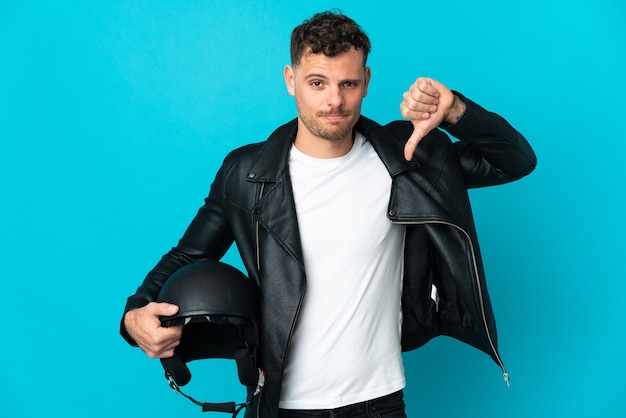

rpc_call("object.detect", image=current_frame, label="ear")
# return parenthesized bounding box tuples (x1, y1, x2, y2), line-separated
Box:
(284, 65, 296, 97)
(363, 66, 372, 98)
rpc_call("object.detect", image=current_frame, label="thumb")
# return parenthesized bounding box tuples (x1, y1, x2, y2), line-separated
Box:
(154, 302, 179, 316)
(404, 126, 426, 161)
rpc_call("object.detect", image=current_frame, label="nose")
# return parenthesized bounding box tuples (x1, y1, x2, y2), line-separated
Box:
(326, 86, 344, 108)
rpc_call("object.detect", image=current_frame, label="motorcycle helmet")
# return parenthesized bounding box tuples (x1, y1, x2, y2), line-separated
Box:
(157, 260, 264, 416)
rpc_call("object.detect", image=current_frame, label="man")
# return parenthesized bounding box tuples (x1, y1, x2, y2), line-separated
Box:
(121, 11, 536, 417)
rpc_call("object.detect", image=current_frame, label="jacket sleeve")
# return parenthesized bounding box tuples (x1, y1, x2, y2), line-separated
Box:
(443, 93, 537, 188)
(120, 163, 235, 345)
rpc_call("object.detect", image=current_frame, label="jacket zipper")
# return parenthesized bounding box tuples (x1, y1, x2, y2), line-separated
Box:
(255, 183, 264, 418)
(255, 183, 265, 272)
(393, 219, 510, 387)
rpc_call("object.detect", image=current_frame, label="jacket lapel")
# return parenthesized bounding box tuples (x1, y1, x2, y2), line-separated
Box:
(358, 116, 457, 223)
(244, 119, 305, 267)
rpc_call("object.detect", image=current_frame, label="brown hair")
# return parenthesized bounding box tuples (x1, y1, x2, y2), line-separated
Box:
(290, 10, 371, 67)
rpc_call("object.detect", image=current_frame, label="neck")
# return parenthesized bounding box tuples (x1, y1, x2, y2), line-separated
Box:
(293, 129, 355, 159)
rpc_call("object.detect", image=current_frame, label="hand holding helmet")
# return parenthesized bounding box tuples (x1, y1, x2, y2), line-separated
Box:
(123, 301, 183, 358)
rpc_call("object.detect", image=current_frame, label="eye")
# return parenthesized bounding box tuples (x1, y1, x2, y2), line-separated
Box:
(343, 81, 358, 89)
(310, 80, 324, 88)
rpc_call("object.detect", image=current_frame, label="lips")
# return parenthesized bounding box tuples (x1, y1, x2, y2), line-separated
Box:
(319, 112, 351, 122)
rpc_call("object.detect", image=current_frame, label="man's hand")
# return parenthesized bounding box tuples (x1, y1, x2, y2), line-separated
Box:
(400, 77, 466, 160)
(124, 302, 183, 358)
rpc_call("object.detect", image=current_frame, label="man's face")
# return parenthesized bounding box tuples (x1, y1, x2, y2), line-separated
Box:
(284, 47, 371, 143)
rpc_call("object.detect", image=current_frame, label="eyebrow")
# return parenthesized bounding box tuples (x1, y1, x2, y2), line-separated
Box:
(304, 73, 361, 84)
(304, 73, 329, 80)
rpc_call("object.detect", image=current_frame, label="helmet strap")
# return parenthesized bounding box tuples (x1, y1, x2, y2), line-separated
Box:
(165, 369, 265, 417)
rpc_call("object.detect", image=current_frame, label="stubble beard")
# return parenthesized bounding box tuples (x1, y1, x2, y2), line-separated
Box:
(297, 104, 355, 141)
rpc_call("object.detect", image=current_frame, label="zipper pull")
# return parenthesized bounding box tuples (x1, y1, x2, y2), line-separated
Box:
(430, 284, 440, 312)
(503, 372, 510, 387)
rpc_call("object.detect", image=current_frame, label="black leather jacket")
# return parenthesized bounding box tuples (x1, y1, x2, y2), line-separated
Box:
(122, 94, 536, 417)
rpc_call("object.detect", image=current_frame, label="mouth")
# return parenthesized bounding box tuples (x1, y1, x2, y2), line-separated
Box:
(319, 112, 350, 122)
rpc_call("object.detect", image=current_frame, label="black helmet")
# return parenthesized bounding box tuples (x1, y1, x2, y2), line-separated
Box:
(157, 260, 264, 416)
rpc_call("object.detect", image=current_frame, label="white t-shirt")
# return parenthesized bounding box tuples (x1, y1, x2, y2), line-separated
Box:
(279, 133, 406, 410)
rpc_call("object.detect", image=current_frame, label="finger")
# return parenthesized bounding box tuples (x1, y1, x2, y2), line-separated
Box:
(404, 129, 425, 161)
(414, 77, 440, 99)
(150, 302, 180, 317)
(403, 92, 438, 118)
(157, 326, 183, 354)
(409, 89, 440, 106)
(144, 325, 183, 358)
(158, 347, 177, 359)
(159, 327, 183, 358)
(144, 342, 178, 359)
(400, 100, 435, 120)
(160, 323, 183, 337)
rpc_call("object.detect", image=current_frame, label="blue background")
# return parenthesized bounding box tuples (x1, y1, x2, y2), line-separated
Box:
(1, 1, 625, 417)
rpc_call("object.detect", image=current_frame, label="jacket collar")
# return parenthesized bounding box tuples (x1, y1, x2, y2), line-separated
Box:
(244, 119, 297, 182)
(355, 116, 419, 175)
(244, 116, 417, 182)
